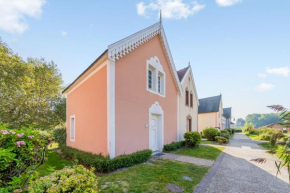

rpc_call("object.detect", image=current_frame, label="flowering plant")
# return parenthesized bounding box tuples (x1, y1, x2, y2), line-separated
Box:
(0, 127, 51, 189)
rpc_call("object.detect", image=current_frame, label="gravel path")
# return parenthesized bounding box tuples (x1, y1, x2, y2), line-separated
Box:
(195, 133, 290, 193)
(154, 152, 214, 167)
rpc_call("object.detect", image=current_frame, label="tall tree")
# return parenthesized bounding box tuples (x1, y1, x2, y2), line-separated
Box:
(245, 113, 281, 128)
(236, 118, 245, 127)
(0, 39, 65, 130)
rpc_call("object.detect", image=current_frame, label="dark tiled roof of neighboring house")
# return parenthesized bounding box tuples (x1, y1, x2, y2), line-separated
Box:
(223, 107, 232, 118)
(198, 95, 222, 114)
(177, 66, 189, 81)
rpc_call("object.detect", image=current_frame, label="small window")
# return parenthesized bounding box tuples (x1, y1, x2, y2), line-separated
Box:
(185, 89, 189, 106)
(70, 116, 75, 141)
(158, 76, 161, 93)
(148, 70, 152, 89)
(190, 93, 193, 108)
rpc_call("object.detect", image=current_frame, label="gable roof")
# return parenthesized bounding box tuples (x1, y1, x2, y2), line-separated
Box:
(177, 66, 189, 81)
(63, 22, 182, 95)
(223, 107, 232, 118)
(198, 95, 222, 114)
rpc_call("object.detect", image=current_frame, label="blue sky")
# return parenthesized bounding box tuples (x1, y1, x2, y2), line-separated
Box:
(0, 0, 290, 119)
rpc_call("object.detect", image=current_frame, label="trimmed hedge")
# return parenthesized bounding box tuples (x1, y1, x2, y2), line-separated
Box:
(60, 146, 152, 172)
(234, 128, 242, 133)
(163, 141, 185, 152)
(53, 128, 66, 147)
(221, 133, 230, 140)
(184, 131, 201, 148)
(215, 136, 228, 144)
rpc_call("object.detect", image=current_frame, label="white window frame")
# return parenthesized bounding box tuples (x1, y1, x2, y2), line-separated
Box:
(70, 115, 76, 142)
(146, 56, 166, 97)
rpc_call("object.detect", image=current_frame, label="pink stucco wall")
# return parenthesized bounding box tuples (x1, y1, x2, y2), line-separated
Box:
(114, 36, 178, 156)
(66, 66, 107, 155)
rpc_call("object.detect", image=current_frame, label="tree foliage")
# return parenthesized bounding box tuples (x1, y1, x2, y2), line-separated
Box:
(245, 113, 281, 128)
(236, 118, 245, 127)
(0, 39, 65, 130)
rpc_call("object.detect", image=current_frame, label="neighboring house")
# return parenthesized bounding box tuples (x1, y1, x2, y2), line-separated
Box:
(177, 65, 199, 141)
(62, 22, 184, 158)
(261, 123, 290, 132)
(230, 122, 236, 128)
(223, 107, 232, 129)
(198, 94, 224, 133)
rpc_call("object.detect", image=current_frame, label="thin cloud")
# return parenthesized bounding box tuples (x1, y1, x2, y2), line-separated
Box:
(216, 0, 242, 7)
(266, 67, 290, 77)
(0, 0, 46, 33)
(61, 31, 67, 36)
(255, 83, 274, 92)
(257, 73, 267, 78)
(136, 0, 205, 19)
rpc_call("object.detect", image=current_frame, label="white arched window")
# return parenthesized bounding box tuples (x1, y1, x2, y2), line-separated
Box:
(146, 56, 166, 97)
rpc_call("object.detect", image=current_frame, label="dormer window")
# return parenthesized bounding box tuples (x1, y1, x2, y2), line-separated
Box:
(146, 56, 166, 97)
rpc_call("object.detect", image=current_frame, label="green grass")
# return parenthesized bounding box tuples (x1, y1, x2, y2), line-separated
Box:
(174, 145, 225, 160)
(201, 140, 225, 146)
(37, 150, 73, 177)
(47, 142, 59, 150)
(98, 159, 209, 193)
(245, 132, 260, 141)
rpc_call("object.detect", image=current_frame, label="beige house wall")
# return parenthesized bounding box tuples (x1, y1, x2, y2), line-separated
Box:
(198, 112, 217, 133)
(178, 69, 198, 140)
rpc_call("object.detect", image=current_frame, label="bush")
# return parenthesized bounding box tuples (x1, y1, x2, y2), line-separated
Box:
(215, 136, 228, 144)
(163, 141, 185, 152)
(60, 146, 152, 172)
(283, 130, 288, 133)
(221, 130, 229, 134)
(221, 133, 230, 140)
(184, 131, 201, 148)
(234, 128, 242, 133)
(27, 165, 100, 193)
(249, 128, 258, 135)
(242, 122, 254, 133)
(260, 133, 271, 141)
(53, 128, 66, 147)
(232, 129, 235, 134)
(203, 128, 220, 141)
(0, 128, 50, 190)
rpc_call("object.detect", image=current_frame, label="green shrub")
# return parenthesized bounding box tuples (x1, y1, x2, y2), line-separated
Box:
(53, 128, 66, 147)
(234, 128, 242, 133)
(221, 130, 229, 134)
(28, 165, 100, 193)
(249, 128, 258, 135)
(260, 133, 271, 141)
(163, 141, 185, 152)
(203, 128, 220, 141)
(242, 123, 254, 133)
(215, 136, 228, 144)
(184, 131, 201, 148)
(221, 133, 230, 140)
(283, 130, 288, 133)
(60, 146, 152, 172)
(232, 129, 235, 134)
(0, 128, 50, 190)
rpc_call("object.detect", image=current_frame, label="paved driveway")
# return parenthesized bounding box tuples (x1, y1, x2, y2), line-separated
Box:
(195, 133, 290, 193)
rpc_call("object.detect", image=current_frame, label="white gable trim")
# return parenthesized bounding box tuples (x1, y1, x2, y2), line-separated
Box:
(107, 22, 182, 95)
(180, 66, 199, 105)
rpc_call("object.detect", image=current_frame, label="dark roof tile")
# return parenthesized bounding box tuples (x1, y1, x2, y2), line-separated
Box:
(198, 95, 222, 113)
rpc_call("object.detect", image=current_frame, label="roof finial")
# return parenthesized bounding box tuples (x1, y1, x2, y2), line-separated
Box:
(160, 10, 162, 24)
(188, 61, 190, 66)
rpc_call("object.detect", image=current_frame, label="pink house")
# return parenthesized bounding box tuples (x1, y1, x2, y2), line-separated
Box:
(62, 22, 183, 158)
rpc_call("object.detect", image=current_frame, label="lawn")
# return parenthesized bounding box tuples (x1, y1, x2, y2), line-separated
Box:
(36, 150, 73, 177)
(174, 145, 225, 160)
(245, 132, 260, 141)
(201, 140, 224, 146)
(98, 159, 209, 193)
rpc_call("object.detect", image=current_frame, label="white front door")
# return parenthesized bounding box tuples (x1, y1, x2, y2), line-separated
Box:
(149, 115, 158, 151)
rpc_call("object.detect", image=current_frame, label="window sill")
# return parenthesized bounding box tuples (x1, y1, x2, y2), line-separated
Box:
(147, 88, 165, 98)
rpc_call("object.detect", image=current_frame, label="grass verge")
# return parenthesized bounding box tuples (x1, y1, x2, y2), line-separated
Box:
(245, 132, 260, 141)
(37, 150, 73, 177)
(174, 145, 225, 160)
(259, 142, 289, 161)
(98, 159, 209, 192)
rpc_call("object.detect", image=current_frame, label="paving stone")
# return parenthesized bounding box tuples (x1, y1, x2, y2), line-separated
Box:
(167, 184, 184, 192)
(182, 176, 192, 181)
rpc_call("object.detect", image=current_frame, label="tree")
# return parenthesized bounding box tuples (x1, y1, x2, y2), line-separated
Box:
(245, 113, 281, 128)
(0, 39, 65, 130)
(236, 118, 245, 127)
